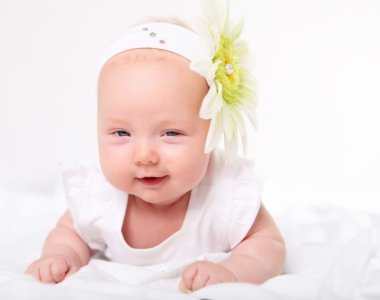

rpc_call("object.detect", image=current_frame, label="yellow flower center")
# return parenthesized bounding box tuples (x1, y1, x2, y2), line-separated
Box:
(213, 36, 242, 104)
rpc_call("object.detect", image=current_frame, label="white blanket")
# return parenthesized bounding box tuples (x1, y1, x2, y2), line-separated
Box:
(1, 188, 380, 300)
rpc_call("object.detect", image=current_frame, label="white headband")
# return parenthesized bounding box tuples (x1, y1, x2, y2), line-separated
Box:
(98, 22, 208, 76)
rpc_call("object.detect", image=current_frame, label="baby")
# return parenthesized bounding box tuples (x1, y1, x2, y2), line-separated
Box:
(25, 1, 285, 293)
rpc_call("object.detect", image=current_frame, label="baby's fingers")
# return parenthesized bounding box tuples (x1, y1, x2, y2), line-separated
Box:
(50, 259, 70, 283)
(39, 263, 56, 284)
(65, 261, 80, 278)
(191, 267, 212, 291)
(24, 262, 41, 282)
(182, 262, 211, 292)
(181, 263, 198, 292)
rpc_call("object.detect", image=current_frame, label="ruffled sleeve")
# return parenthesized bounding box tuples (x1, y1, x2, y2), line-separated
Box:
(60, 161, 107, 252)
(228, 158, 263, 248)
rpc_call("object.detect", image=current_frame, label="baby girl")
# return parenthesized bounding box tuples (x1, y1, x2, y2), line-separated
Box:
(25, 0, 285, 293)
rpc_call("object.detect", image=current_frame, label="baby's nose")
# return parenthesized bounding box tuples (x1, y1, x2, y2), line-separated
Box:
(133, 142, 159, 166)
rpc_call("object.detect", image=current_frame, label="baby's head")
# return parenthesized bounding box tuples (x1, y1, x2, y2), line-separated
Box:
(96, 9, 257, 203)
(97, 23, 211, 204)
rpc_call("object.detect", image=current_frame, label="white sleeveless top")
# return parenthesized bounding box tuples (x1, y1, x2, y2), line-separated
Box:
(61, 149, 263, 267)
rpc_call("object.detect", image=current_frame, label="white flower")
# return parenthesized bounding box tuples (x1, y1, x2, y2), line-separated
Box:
(190, 0, 258, 160)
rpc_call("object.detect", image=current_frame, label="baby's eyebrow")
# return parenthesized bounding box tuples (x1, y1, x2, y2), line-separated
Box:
(100, 117, 131, 128)
(103, 116, 127, 123)
(100, 115, 198, 131)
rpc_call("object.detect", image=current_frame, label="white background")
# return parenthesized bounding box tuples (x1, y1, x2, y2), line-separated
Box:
(1, 0, 379, 212)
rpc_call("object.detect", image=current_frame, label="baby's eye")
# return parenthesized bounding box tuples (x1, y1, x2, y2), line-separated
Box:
(164, 131, 180, 137)
(114, 130, 130, 137)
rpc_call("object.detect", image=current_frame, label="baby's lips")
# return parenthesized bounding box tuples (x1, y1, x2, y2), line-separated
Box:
(137, 176, 168, 185)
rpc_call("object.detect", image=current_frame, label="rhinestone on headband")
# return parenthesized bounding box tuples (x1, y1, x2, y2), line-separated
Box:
(225, 64, 234, 75)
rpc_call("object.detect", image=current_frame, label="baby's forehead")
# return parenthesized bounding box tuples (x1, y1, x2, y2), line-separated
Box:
(98, 47, 209, 111)
(105, 48, 189, 67)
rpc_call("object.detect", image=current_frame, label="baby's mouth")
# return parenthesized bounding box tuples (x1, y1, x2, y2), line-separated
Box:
(137, 176, 168, 186)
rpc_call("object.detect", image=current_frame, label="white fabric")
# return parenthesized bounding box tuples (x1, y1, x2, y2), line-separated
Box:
(97, 22, 209, 75)
(61, 149, 262, 268)
(2, 187, 380, 298)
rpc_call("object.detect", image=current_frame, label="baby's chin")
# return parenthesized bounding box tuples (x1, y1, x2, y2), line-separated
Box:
(130, 190, 191, 207)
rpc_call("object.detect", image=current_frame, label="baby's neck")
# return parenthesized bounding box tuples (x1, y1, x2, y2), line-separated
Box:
(122, 192, 191, 249)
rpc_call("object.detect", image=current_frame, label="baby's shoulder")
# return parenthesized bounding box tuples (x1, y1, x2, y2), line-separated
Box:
(197, 149, 262, 248)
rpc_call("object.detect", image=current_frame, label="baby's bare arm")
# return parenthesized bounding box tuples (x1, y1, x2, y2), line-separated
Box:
(220, 204, 285, 283)
(41, 210, 92, 264)
(25, 209, 92, 283)
(181, 204, 285, 292)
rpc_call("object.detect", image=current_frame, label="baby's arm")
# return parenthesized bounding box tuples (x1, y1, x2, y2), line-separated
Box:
(25, 209, 92, 283)
(180, 204, 285, 292)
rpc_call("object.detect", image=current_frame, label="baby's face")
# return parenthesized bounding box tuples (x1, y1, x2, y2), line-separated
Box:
(98, 49, 210, 206)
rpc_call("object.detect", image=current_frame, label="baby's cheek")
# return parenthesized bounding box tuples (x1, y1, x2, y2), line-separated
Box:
(100, 159, 127, 190)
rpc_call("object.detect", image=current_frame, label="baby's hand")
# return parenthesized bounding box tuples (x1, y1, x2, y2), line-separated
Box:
(25, 254, 80, 284)
(180, 261, 237, 293)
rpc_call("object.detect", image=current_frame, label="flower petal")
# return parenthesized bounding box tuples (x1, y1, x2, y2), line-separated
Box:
(234, 40, 249, 60)
(190, 58, 214, 79)
(233, 111, 248, 154)
(232, 105, 247, 138)
(239, 49, 255, 69)
(199, 83, 222, 119)
(201, 0, 226, 33)
(205, 111, 224, 153)
(224, 126, 238, 161)
(228, 17, 244, 41)
(222, 104, 234, 140)
(192, 18, 219, 56)
(206, 62, 221, 85)
(222, 0, 231, 35)
(247, 110, 258, 129)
